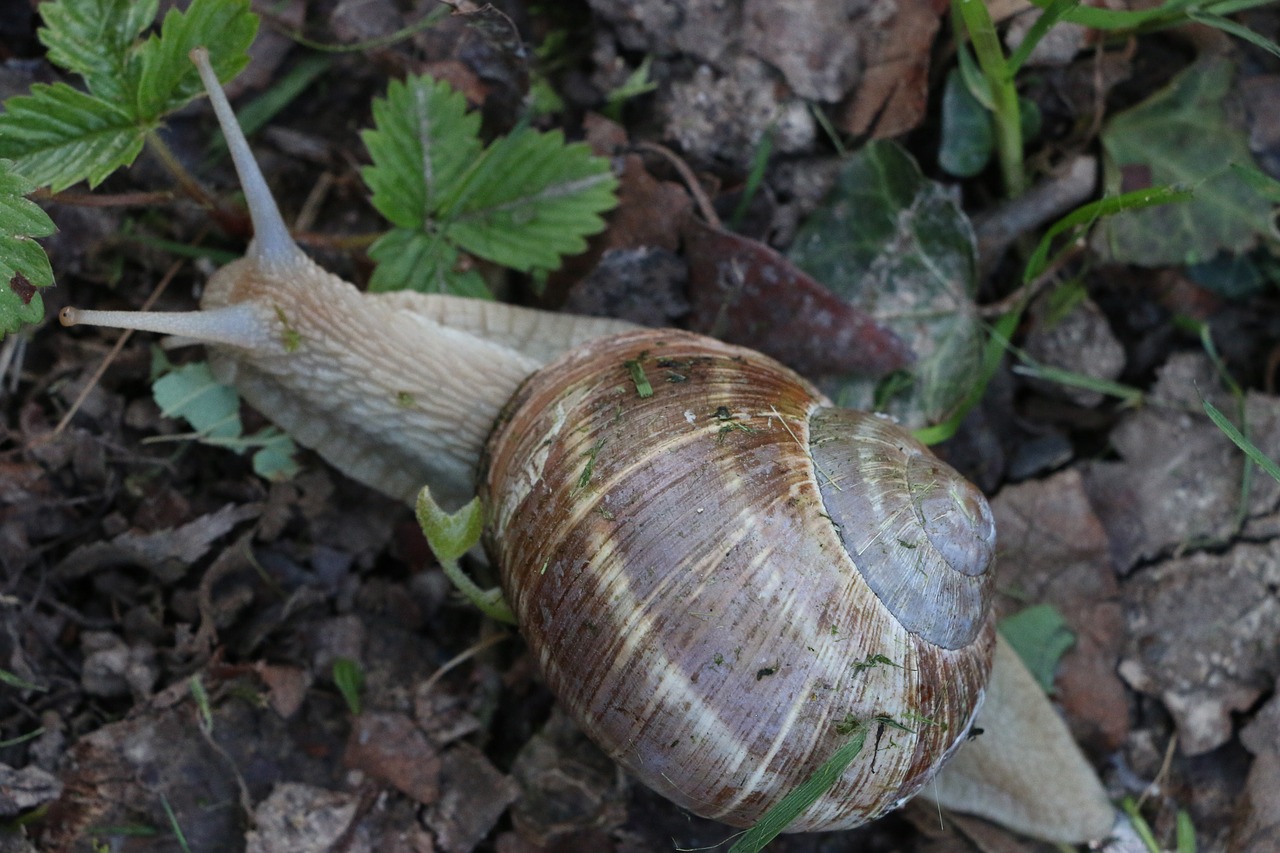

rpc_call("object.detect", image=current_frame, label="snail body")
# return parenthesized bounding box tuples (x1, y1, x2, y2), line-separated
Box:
(61, 48, 1019, 834)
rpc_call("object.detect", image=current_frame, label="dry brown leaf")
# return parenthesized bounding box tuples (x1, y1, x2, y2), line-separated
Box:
(52, 503, 261, 584)
(424, 742, 521, 853)
(683, 215, 914, 379)
(990, 470, 1129, 753)
(345, 711, 443, 805)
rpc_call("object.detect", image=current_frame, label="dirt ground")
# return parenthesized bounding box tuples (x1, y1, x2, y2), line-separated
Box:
(3, 0, 1280, 851)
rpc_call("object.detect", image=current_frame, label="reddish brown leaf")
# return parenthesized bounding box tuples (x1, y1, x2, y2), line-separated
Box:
(682, 215, 913, 379)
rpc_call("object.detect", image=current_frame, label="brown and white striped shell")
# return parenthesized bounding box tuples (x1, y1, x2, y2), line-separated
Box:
(481, 328, 996, 831)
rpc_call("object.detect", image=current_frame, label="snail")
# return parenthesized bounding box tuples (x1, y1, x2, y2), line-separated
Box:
(60, 49, 1113, 838)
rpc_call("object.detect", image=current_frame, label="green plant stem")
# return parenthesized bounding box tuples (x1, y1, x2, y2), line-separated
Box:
(954, 0, 1025, 197)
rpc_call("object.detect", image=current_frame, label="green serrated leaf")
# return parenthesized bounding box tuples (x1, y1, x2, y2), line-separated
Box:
(998, 604, 1075, 693)
(361, 74, 618, 289)
(0, 160, 55, 339)
(37, 0, 157, 104)
(0, 82, 144, 191)
(360, 75, 483, 230)
(367, 228, 490, 296)
(445, 128, 618, 272)
(152, 361, 243, 440)
(1095, 56, 1276, 265)
(251, 428, 302, 481)
(789, 140, 982, 427)
(135, 0, 256, 120)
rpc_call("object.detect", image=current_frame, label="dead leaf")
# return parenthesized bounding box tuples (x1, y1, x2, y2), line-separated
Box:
(837, 0, 947, 138)
(245, 783, 360, 853)
(344, 712, 442, 805)
(255, 662, 312, 719)
(1119, 537, 1280, 754)
(990, 470, 1130, 753)
(508, 708, 627, 847)
(0, 763, 62, 819)
(53, 503, 261, 584)
(424, 742, 520, 853)
(683, 215, 913, 379)
(1082, 353, 1280, 571)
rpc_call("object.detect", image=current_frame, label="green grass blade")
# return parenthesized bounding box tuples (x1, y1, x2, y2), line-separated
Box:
(1202, 397, 1280, 484)
(728, 723, 868, 852)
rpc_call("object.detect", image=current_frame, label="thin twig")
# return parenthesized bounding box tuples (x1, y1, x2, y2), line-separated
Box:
(633, 141, 721, 228)
(35, 189, 177, 208)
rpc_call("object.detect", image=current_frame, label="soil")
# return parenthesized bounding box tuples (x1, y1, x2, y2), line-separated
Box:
(3, 1, 1280, 851)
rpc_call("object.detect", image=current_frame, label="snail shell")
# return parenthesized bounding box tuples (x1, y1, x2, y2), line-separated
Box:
(482, 328, 997, 831)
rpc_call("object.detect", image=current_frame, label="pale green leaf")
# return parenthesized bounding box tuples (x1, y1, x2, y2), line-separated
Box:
(152, 361, 244, 440)
(367, 228, 490, 296)
(998, 605, 1075, 693)
(151, 360, 299, 476)
(1095, 56, 1276, 265)
(360, 75, 483, 230)
(444, 127, 618, 272)
(0, 83, 143, 191)
(0, 161, 55, 339)
(251, 428, 302, 481)
(37, 0, 157, 104)
(789, 140, 982, 427)
(415, 490, 484, 564)
(135, 0, 257, 119)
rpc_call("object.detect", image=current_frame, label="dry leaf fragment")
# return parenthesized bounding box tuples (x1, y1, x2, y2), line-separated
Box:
(683, 215, 913, 379)
(344, 711, 442, 805)
(53, 502, 261, 584)
(424, 742, 520, 853)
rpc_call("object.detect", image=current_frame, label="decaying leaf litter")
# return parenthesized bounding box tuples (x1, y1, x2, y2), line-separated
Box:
(3, 0, 1280, 850)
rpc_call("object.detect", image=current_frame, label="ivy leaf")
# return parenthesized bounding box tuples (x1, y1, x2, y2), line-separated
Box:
(789, 140, 982, 427)
(36, 0, 157, 104)
(0, 160, 56, 340)
(1095, 56, 1277, 265)
(0, 83, 143, 191)
(361, 75, 483, 230)
(444, 126, 618, 273)
(367, 228, 490, 296)
(134, 0, 256, 120)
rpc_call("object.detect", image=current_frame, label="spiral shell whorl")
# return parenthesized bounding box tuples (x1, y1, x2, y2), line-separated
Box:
(482, 329, 994, 830)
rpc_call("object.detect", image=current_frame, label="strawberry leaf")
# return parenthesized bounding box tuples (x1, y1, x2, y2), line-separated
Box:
(0, 0, 257, 191)
(135, 0, 256, 120)
(0, 160, 56, 340)
(360, 75, 483, 231)
(0, 83, 142, 191)
(444, 127, 618, 273)
(360, 74, 618, 291)
(36, 0, 157, 104)
(367, 228, 489, 297)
